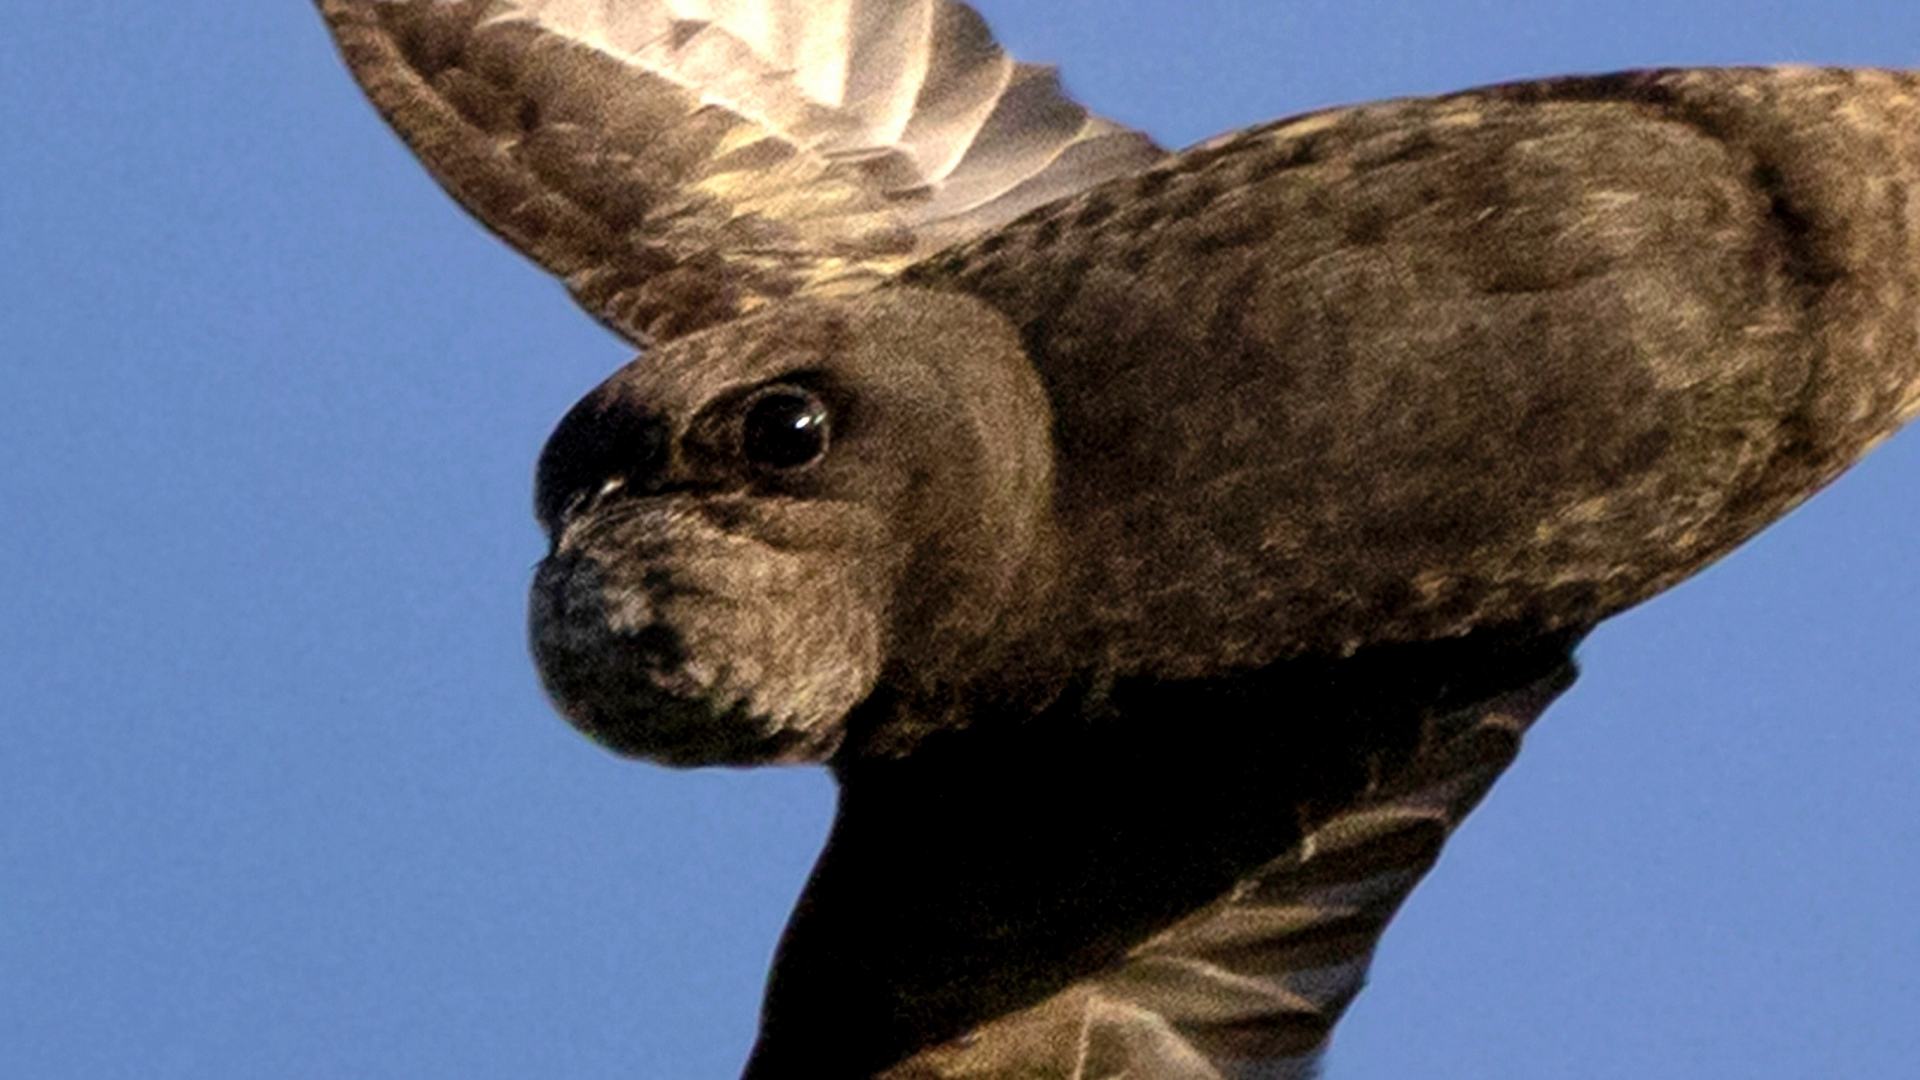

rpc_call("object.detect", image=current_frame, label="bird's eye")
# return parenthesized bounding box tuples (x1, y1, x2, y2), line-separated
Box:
(741, 385, 831, 472)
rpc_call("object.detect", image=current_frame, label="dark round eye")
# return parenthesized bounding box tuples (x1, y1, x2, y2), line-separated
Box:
(741, 385, 831, 472)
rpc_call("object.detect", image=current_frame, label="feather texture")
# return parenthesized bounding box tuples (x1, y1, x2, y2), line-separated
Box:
(875, 660, 1574, 1079)
(906, 67, 1920, 672)
(315, 0, 1163, 343)
(741, 633, 1582, 1078)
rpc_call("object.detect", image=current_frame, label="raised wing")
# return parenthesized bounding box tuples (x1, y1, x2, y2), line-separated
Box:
(316, 0, 1164, 344)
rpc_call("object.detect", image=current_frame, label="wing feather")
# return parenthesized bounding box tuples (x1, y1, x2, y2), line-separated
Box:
(906, 66, 1920, 672)
(315, 0, 1164, 344)
(882, 663, 1572, 1079)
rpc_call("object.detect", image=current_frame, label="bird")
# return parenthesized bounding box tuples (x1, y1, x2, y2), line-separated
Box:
(315, 1, 1920, 1076)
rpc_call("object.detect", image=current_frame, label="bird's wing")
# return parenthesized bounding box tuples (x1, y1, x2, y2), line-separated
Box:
(747, 631, 1580, 1078)
(880, 661, 1574, 1080)
(315, 0, 1163, 345)
(906, 67, 1920, 673)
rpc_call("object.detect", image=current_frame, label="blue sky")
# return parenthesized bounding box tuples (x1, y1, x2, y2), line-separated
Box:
(3, 2, 1916, 1077)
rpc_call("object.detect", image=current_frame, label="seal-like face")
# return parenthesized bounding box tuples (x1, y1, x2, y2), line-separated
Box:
(529, 289, 1056, 766)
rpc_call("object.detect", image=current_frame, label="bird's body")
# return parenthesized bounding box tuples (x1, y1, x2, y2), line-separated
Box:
(316, 2, 1920, 1074)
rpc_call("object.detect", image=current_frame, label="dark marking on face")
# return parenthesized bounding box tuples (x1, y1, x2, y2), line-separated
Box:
(535, 394, 671, 535)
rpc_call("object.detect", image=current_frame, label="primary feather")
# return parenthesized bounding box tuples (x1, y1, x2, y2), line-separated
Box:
(317, 0, 1161, 342)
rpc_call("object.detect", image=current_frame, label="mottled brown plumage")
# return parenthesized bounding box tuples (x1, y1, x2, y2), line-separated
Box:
(316, 2, 1920, 1076)
(317, 0, 1161, 341)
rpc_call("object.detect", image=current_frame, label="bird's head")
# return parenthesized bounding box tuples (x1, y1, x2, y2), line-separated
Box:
(528, 289, 1055, 766)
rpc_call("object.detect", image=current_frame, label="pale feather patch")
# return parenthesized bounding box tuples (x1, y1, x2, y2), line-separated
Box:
(321, 0, 1164, 342)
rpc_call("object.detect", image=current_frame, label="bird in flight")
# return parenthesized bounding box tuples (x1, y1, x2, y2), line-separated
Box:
(316, 2, 1920, 1075)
